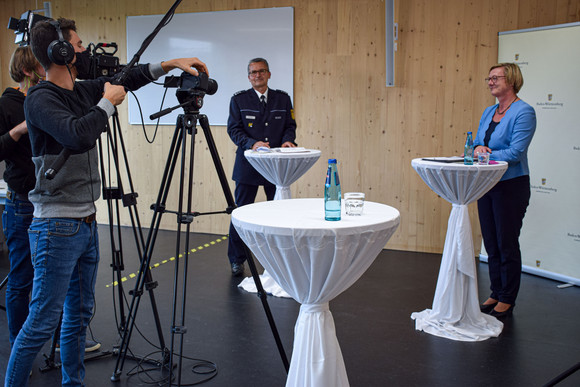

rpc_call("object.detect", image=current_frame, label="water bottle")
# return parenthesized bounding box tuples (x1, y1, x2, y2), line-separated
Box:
(324, 159, 341, 221)
(464, 131, 474, 165)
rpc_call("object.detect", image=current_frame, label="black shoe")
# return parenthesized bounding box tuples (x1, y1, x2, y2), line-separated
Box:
(490, 304, 515, 319)
(231, 262, 244, 277)
(480, 302, 498, 314)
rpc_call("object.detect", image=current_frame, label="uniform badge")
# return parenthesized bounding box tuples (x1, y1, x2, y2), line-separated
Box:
(291, 109, 295, 120)
(248, 123, 253, 127)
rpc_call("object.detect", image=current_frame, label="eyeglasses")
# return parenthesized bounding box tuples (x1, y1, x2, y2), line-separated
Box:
(249, 68, 269, 76)
(485, 75, 506, 83)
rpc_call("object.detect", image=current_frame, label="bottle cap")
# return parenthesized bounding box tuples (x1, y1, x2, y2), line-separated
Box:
(328, 159, 337, 163)
(467, 131, 472, 134)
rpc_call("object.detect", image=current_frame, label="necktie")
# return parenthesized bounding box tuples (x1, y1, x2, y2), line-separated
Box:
(260, 95, 266, 113)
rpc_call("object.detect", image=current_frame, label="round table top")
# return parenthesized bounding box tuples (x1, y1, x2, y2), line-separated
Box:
(232, 198, 400, 236)
(245, 148, 321, 160)
(412, 157, 507, 171)
(411, 157, 508, 205)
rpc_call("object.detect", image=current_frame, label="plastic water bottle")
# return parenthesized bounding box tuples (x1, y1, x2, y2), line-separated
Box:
(464, 132, 474, 165)
(324, 159, 341, 221)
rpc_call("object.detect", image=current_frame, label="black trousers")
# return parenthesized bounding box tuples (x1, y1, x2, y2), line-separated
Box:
(227, 182, 276, 264)
(477, 175, 530, 305)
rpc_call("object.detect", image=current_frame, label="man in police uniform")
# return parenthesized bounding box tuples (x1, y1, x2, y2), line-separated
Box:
(226, 57, 297, 276)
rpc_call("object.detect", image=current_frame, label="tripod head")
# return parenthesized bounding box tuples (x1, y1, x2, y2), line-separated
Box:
(150, 72, 218, 119)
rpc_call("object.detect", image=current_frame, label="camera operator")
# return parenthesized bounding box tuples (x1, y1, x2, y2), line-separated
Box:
(4, 17, 208, 387)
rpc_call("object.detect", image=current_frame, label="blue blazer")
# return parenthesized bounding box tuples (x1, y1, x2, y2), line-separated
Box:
(227, 88, 297, 184)
(474, 100, 536, 181)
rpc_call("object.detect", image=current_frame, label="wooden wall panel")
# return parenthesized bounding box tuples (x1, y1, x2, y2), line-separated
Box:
(1, 0, 579, 253)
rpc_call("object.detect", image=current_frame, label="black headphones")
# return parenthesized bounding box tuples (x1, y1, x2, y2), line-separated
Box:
(47, 21, 75, 66)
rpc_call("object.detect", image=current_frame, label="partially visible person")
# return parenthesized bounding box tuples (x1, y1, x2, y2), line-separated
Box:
(475, 63, 536, 319)
(4, 17, 208, 387)
(0, 46, 43, 348)
(226, 58, 297, 276)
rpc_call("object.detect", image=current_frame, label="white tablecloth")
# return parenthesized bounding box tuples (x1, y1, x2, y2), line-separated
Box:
(232, 198, 400, 387)
(244, 148, 322, 200)
(238, 148, 322, 298)
(410, 158, 508, 341)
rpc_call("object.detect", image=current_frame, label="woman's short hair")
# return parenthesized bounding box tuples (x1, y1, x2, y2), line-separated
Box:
(9, 46, 39, 83)
(490, 63, 524, 93)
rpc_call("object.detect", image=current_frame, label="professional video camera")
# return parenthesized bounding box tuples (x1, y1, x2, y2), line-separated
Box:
(83, 42, 122, 79)
(164, 72, 218, 111)
(7, 10, 49, 46)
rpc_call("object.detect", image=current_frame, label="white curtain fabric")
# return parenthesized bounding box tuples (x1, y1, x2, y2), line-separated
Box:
(410, 158, 507, 341)
(232, 198, 400, 387)
(238, 149, 321, 297)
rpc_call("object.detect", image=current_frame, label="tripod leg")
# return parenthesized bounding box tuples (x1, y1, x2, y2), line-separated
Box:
(0, 275, 8, 311)
(198, 114, 290, 372)
(543, 362, 580, 386)
(40, 312, 63, 372)
(111, 118, 186, 381)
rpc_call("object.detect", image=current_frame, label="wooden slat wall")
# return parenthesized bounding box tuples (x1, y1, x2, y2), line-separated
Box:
(1, 0, 579, 253)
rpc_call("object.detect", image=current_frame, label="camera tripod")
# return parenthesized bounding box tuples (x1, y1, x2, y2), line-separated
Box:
(99, 110, 170, 362)
(111, 102, 289, 386)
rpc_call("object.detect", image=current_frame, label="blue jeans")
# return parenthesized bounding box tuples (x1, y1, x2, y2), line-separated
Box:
(2, 192, 34, 346)
(5, 217, 100, 387)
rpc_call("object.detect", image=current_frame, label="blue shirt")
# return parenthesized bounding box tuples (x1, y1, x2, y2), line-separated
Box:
(474, 100, 536, 181)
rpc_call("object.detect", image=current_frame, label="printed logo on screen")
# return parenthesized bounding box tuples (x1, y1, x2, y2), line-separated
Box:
(531, 178, 557, 195)
(568, 232, 580, 243)
(536, 93, 563, 110)
(512, 54, 528, 66)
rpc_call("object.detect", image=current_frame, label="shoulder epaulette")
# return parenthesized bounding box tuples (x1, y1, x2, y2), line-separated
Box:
(233, 90, 247, 96)
(275, 89, 289, 95)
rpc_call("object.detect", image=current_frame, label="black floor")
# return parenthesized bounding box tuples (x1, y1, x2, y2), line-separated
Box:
(0, 227, 579, 386)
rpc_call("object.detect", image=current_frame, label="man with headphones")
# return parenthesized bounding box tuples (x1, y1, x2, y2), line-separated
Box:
(4, 18, 208, 387)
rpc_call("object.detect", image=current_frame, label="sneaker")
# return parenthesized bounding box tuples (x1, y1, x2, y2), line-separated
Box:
(54, 339, 101, 352)
(85, 339, 101, 352)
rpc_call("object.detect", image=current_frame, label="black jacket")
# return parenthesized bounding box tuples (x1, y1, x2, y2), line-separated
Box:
(227, 88, 297, 184)
(0, 87, 35, 194)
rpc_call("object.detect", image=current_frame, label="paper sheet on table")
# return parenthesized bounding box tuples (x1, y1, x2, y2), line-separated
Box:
(421, 156, 464, 163)
(254, 147, 309, 153)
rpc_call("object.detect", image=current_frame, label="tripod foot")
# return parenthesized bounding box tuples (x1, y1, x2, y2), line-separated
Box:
(111, 370, 122, 382)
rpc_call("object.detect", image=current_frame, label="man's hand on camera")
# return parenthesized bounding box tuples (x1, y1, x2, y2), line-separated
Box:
(161, 58, 209, 77)
(103, 82, 127, 106)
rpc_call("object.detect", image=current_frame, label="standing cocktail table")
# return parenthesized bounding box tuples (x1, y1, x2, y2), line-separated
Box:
(410, 158, 508, 341)
(232, 198, 400, 386)
(238, 148, 321, 297)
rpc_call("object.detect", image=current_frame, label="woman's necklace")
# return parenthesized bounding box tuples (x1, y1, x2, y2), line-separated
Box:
(496, 97, 518, 115)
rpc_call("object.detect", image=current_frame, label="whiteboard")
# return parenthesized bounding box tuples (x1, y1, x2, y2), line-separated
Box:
(480, 23, 580, 285)
(126, 7, 294, 126)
